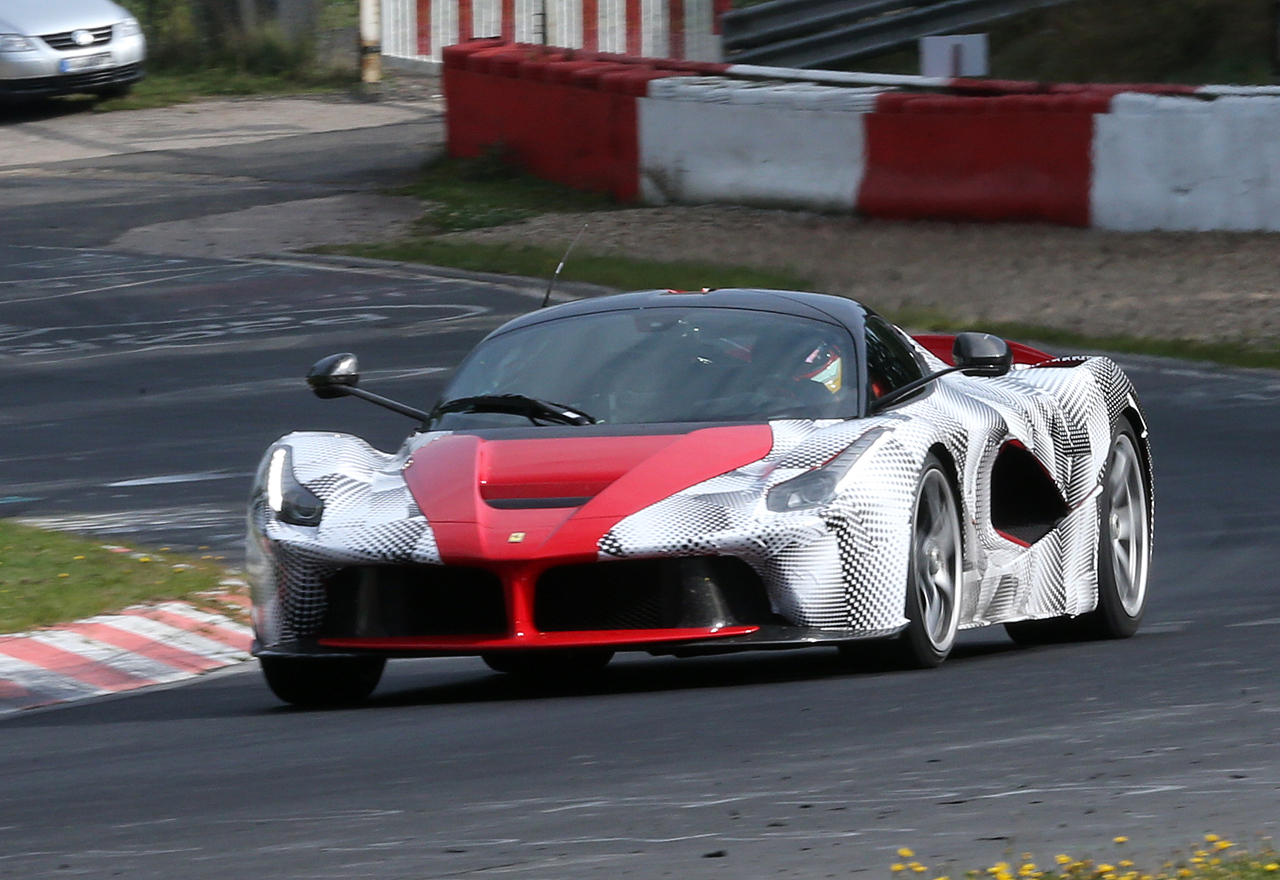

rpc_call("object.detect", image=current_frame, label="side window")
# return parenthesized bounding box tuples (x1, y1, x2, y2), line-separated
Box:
(864, 315, 924, 401)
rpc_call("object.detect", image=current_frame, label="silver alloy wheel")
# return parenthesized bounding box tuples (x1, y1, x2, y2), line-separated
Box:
(1107, 432, 1150, 617)
(913, 469, 962, 652)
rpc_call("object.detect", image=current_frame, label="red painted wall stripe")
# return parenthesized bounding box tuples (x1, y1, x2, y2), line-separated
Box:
(625, 0, 641, 55)
(859, 101, 1096, 227)
(458, 0, 473, 43)
(667, 0, 684, 59)
(582, 0, 599, 52)
(501, 0, 515, 41)
(416, 0, 432, 56)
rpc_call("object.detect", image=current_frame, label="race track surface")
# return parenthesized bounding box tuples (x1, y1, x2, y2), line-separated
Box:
(1, 98, 1278, 880)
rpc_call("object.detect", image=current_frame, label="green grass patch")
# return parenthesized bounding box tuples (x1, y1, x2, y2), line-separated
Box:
(401, 153, 618, 233)
(888, 307, 1280, 370)
(0, 520, 233, 634)
(86, 68, 358, 112)
(321, 237, 813, 293)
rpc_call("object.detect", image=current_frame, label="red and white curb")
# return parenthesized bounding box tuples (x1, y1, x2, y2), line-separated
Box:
(0, 594, 253, 715)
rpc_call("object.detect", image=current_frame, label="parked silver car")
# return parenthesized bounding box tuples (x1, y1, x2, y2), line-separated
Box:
(0, 0, 145, 101)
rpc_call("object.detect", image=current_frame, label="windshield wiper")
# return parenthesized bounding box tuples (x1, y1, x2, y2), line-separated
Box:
(431, 394, 597, 427)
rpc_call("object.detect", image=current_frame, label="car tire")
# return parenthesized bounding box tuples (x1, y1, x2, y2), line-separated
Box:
(93, 84, 132, 100)
(891, 455, 964, 668)
(482, 649, 614, 677)
(259, 655, 385, 708)
(1004, 419, 1151, 645)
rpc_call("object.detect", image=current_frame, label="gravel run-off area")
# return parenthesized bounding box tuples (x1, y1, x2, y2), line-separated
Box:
(447, 206, 1280, 345)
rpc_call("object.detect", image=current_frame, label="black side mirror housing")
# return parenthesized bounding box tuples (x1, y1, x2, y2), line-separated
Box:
(953, 332, 1013, 377)
(307, 352, 360, 399)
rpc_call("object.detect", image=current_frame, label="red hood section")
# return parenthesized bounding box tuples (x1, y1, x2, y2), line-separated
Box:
(404, 426, 774, 565)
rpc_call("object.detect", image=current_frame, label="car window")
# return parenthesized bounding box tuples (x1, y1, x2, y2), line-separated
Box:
(436, 308, 859, 427)
(864, 315, 924, 402)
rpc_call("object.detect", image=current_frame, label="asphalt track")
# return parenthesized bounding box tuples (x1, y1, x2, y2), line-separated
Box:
(2, 101, 1279, 880)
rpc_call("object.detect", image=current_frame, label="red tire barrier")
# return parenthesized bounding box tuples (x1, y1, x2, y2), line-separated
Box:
(444, 40, 725, 202)
(859, 92, 1100, 226)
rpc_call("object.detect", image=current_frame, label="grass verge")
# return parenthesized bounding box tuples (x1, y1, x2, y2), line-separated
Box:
(400, 153, 617, 233)
(323, 238, 813, 294)
(0, 520, 233, 634)
(84, 68, 359, 112)
(325, 152, 812, 291)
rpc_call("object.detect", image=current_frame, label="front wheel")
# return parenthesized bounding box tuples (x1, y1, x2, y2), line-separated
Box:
(260, 655, 385, 708)
(93, 84, 133, 100)
(894, 457, 964, 668)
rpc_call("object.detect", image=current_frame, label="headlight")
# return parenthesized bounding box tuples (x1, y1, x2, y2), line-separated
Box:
(766, 427, 888, 512)
(0, 34, 37, 53)
(266, 446, 325, 527)
(117, 17, 142, 38)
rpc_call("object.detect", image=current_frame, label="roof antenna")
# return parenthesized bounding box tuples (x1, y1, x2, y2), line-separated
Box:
(541, 222, 589, 309)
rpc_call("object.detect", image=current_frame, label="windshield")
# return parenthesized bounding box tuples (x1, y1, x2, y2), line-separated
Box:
(434, 307, 858, 428)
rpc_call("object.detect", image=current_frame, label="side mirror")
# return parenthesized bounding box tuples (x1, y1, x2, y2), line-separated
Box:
(953, 332, 1012, 377)
(307, 352, 359, 399)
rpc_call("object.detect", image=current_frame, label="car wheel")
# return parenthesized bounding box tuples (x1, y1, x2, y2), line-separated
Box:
(259, 655, 385, 708)
(93, 84, 132, 100)
(482, 648, 614, 677)
(894, 456, 963, 668)
(1005, 420, 1150, 645)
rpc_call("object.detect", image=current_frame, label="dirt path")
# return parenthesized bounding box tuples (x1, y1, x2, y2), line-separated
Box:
(449, 206, 1280, 344)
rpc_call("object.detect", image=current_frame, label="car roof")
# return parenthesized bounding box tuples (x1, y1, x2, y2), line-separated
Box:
(486, 289, 869, 341)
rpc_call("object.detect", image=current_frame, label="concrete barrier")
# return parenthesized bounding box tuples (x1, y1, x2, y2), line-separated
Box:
(444, 40, 1280, 231)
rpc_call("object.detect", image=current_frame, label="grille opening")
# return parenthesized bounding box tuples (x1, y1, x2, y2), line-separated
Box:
(41, 26, 113, 50)
(535, 557, 773, 631)
(991, 442, 1070, 545)
(319, 565, 507, 638)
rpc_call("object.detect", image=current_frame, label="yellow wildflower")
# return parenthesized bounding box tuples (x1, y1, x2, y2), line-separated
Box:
(892, 865, 906, 873)
(1204, 835, 1220, 844)
(1114, 837, 1129, 845)
(1056, 856, 1073, 866)
(1213, 841, 1233, 851)
(57, 573, 69, 578)
(899, 849, 916, 859)
(1264, 864, 1279, 872)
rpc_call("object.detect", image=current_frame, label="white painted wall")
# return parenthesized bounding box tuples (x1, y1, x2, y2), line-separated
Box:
(1093, 92, 1280, 232)
(638, 77, 881, 209)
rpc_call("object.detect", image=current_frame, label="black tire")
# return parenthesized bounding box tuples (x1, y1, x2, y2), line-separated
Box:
(260, 655, 385, 708)
(1005, 419, 1151, 645)
(889, 455, 964, 669)
(481, 648, 614, 677)
(93, 84, 132, 100)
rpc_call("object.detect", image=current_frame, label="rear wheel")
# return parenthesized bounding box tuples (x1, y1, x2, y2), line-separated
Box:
(1005, 420, 1150, 645)
(260, 655, 385, 708)
(482, 648, 614, 677)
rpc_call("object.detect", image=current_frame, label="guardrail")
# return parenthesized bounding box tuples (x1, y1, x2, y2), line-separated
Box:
(723, 0, 1075, 68)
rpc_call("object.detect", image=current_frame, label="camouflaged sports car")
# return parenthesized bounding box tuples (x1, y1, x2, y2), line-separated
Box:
(247, 289, 1153, 707)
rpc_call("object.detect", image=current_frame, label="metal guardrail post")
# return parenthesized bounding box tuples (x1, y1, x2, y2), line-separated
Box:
(360, 0, 382, 84)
